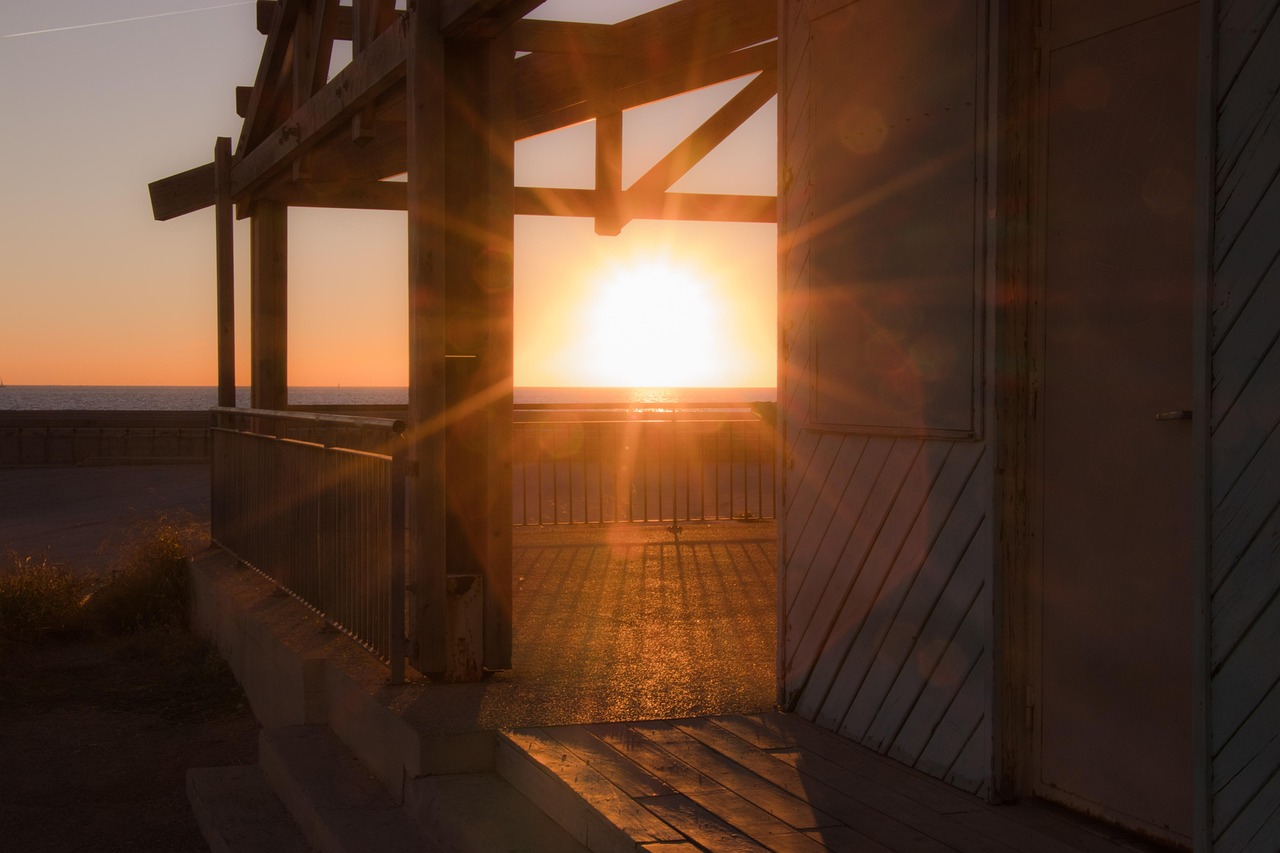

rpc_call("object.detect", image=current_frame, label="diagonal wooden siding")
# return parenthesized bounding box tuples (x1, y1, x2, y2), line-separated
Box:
(1209, 1, 1280, 849)
(778, 0, 993, 798)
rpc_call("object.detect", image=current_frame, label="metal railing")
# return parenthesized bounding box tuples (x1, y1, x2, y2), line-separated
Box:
(210, 408, 407, 682)
(0, 411, 210, 465)
(512, 407, 776, 525)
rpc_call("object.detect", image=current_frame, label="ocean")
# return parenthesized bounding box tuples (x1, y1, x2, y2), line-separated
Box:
(0, 386, 776, 411)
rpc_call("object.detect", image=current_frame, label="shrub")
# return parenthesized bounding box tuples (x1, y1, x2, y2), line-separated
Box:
(81, 517, 198, 636)
(0, 553, 88, 644)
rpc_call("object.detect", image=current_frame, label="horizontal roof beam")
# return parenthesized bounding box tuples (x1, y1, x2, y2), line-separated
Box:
(509, 19, 620, 55)
(514, 187, 776, 224)
(250, 181, 776, 226)
(148, 162, 215, 221)
(442, 0, 545, 40)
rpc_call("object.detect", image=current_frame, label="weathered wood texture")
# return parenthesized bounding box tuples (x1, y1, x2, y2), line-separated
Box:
(502, 713, 1169, 852)
(1208, 1, 1280, 850)
(778, 0, 993, 798)
(249, 201, 288, 410)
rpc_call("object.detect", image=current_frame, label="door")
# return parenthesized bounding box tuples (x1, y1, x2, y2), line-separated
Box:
(1037, 2, 1197, 843)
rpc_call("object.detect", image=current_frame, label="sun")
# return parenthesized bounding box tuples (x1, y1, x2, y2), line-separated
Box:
(580, 257, 729, 387)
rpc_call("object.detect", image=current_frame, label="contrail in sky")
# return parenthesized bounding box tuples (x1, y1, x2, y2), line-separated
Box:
(3, 2, 255, 39)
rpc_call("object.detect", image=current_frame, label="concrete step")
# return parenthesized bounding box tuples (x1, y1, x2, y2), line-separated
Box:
(497, 728, 688, 853)
(406, 771, 590, 852)
(260, 725, 440, 853)
(187, 765, 314, 853)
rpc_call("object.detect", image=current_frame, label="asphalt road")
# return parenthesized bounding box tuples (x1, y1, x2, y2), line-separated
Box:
(0, 464, 210, 574)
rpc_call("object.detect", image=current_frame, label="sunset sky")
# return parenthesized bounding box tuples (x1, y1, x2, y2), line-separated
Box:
(0, 1, 776, 389)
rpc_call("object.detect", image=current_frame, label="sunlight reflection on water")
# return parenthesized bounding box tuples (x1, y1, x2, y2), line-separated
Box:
(0, 385, 775, 411)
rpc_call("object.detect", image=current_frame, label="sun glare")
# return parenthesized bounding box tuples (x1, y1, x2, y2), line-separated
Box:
(581, 258, 728, 387)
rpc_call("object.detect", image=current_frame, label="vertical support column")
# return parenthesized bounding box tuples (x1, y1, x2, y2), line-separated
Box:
(406, 0, 448, 677)
(442, 34, 515, 674)
(214, 137, 236, 409)
(595, 110, 624, 236)
(250, 199, 288, 410)
(483, 32, 515, 672)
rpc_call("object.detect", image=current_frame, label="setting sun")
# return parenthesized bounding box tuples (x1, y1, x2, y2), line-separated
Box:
(581, 257, 728, 386)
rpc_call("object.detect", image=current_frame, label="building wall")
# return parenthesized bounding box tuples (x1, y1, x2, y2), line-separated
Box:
(778, 0, 994, 796)
(1208, 1, 1280, 849)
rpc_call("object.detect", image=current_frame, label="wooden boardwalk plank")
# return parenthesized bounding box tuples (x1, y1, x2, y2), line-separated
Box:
(629, 720, 843, 830)
(541, 724, 675, 799)
(498, 729, 684, 847)
(640, 794, 771, 852)
(673, 718, 961, 853)
(588, 722, 834, 852)
(505, 713, 1167, 852)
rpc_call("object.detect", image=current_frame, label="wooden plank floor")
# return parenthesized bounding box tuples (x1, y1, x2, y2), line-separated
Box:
(506, 712, 1175, 852)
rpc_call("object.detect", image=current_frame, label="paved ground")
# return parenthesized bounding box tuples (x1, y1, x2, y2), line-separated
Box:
(2, 463, 779, 725)
(0, 464, 210, 573)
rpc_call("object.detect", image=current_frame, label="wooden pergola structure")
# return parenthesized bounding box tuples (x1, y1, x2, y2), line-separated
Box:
(149, 0, 776, 681)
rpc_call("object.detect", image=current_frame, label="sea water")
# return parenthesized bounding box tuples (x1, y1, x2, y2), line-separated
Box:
(0, 386, 775, 411)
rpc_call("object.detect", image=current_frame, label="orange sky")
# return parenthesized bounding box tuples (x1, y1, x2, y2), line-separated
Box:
(0, 1, 776, 389)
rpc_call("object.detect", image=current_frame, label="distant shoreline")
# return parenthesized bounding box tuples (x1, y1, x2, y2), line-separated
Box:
(0, 385, 777, 412)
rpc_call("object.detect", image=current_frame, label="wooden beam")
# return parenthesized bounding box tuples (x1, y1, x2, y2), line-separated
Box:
(148, 162, 215, 221)
(406, 1, 448, 678)
(231, 21, 407, 198)
(259, 0, 352, 38)
(513, 39, 775, 139)
(627, 68, 777, 202)
(617, 0, 775, 59)
(513, 186, 776, 224)
(214, 138, 236, 408)
(293, 2, 316, 122)
(249, 201, 288, 410)
(256, 0, 276, 34)
(509, 18, 619, 55)
(594, 111, 623, 236)
(238, 0, 305, 156)
(440, 0, 544, 40)
(235, 86, 253, 118)
(299, 0, 340, 98)
(260, 179, 408, 210)
(440, 37, 516, 673)
(352, 0, 398, 53)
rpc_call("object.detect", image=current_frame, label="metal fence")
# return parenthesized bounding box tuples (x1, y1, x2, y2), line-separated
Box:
(512, 411, 776, 525)
(210, 408, 407, 682)
(0, 411, 210, 465)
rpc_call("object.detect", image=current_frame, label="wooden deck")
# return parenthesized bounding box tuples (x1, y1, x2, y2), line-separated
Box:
(502, 712, 1175, 852)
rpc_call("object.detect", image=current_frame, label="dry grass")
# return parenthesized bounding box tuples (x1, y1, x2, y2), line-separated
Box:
(0, 513, 238, 710)
(0, 553, 88, 644)
(0, 513, 207, 647)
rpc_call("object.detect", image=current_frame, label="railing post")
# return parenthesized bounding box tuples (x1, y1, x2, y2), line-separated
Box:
(389, 439, 407, 685)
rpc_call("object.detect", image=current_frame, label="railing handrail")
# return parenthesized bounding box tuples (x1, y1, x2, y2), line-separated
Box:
(210, 407, 407, 683)
(211, 406, 405, 436)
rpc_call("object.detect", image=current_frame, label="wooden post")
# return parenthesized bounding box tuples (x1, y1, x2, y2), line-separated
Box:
(483, 32, 515, 672)
(442, 34, 515, 674)
(595, 109, 624, 236)
(250, 200, 288, 410)
(214, 137, 236, 408)
(406, 0, 449, 677)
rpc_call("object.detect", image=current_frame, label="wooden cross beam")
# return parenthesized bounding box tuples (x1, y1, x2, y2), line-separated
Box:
(231, 21, 408, 200)
(237, 0, 305, 155)
(441, 0, 546, 40)
(513, 38, 776, 139)
(151, 0, 777, 223)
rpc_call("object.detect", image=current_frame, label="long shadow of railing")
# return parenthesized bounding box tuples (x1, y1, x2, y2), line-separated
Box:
(208, 402, 775, 682)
